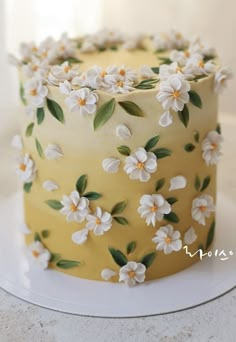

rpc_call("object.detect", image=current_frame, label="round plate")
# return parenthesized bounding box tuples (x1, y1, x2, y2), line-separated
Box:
(0, 191, 235, 317)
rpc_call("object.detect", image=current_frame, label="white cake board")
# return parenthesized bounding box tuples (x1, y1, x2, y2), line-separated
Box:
(0, 191, 235, 318)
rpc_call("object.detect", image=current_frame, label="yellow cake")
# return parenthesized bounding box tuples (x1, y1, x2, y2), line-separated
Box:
(10, 30, 232, 286)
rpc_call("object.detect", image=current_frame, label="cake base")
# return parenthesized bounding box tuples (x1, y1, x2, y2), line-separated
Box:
(0, 191, 235, 317)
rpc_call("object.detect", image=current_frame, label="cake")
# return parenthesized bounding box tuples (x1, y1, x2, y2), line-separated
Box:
(10, 30, 232, 287)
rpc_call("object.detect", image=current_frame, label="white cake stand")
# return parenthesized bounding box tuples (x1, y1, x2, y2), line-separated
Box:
(0, 190, 235, 318)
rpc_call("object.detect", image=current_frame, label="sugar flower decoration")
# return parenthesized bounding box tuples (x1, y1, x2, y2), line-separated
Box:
(45, 144, 63, 160)
(214, 67, 233, 94)
(11, 134, 23, 150)
(27, 241, 51, 269)
(22, 56, 49, 79)
(101, 269, 117, 281)
(159, 62, 195, 81)
(124, 147, 157, 182)
(60, 190, 89, 223)
(140, 65, 156, 79)
(48, 61, 78, 86)
(186, 54, 216, 75)
(16, 153, 37, 183)
(86, 207, 113, 236)
(119, 261, 146, 287)
(191, 194, 215, 226)
(24, 78, 48, 108)
(115, 124, 132, 140)
(152, 224, 182, 254)
(42, 180, 59, 192)
(169, 175, 187, 191)
(72, 228, 89, 245)
(102, 158, 120, 173)
(65, 87, 98, 115)
(183, 227, 197, 245)
(138, 194, 171, 226)
(202, 131, 223, 166)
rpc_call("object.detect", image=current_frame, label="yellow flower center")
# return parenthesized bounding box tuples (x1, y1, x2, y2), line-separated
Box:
(151, 205, 158, 212)
(172, 90, 181, 98)
(176, 66, 182, 72)
(32, 64, 39, 71)
(32, 47, 38, 53)
(42, 51, 48, 58)
(59, 45, 65, 52)
(32, 250, 40, 258)
(64, 65, 71, 73)
(128, 270, 136, 278)
(119, 69, 126, 76)
(100, 71, 107, 78)
(137, 161, 145, 169)
(19, 163, 26, 171)
(199, 205, 207, 212)
(96, 218, 101, 225)
(165, 236, 172, 244)
(198, 60, 205, 68)
(176, 33, 182, 40)
(211, 143, 218, 150)
(79, 98, 86, 106)
(116, 80, 124, 87)
(30, 89, 37, 96)
(70, 204, 78, 212)
(184, 50, 190, 57)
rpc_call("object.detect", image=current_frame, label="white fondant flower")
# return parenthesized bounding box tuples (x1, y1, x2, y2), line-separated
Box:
(140, 65, 156, 79)
(86, 207, 112, 236)
(27, 241, 51, 270)
(169, 176, 187, 191)
(124, 147, 157, 182)
(16, 154, 37, 183)
(156, 74, 190, 112)
(159, 62, 195, 81)
(159, 110, 173, 127)
(105, 75, 135, 94)
(19, 222, 31, 235)
(138, 194, 171, 226)
(42, 180, 59, 192)
(11, 134, 23, 150)
(22, 56, 49, 79)
(214, 67, 233, 94)
(48, 62, 78, 86)
(184, 227, 197, 245)
(122, 34, 143, 50)
(102, 158, 120, 173)
(80, 40, 97, 53)
(101, 269, 117, 281)
(115, 124, 132, 140)
(119, 261, 146, 287)
(65, 87, 98, 115)
(153, 31, 188, 51)
(72, 228, 89, 245)
(54, 33, 76, 59)
(59, 80, 72, 95)
(45, 144, 63, 160)
(60, 191, 89, 223)
(19, 41, 38, 61)
(24, 78, 48, 108)
(202, 131, 223, 166)
(152, 224, 182, 254)
(186, 54, 216, 75)
(191, 194, 215, 226)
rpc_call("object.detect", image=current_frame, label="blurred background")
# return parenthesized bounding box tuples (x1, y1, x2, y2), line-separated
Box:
(0, 0, 235, 134)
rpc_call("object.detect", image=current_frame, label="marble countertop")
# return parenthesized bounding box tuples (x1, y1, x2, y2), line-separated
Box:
(0, 113, 235, 342)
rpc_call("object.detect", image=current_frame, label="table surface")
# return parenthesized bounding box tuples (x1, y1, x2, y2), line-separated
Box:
(0, 113, 235, 342)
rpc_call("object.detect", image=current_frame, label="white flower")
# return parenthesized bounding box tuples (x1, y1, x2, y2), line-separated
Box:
(214, 67, 233, 94)
(19, 222, 31, 235)
(138, 194, 171, 226)
(156, 74, 190, 112)
(202, 131, 223, 166)
(60, 190, 89, 223)
(48, 62, 78, 86)
(159, 62, 195, 81)
(22, 56, 49, 79)
(122, 34, 143, 50)
(119, 261, 146, 287)
(65, 87, 98, 115)
(186, 54, 216, 76)
(45, 144, 63, 160)
(184, 227, 197, 245)
(8, 53, 22, 66)
(101, 269, 117, 281)
(72, 228, 89, 245)
(54, 33, 76, 59)
(170, 50, 189, 67)
(16, 153, 37, 183)
(86, 207, 112, 236)
(27, 241, 51, 270)
(124, 147, 157, 182)
(19, 41, 38, 61)
(102, 158, 120, 173)
(59, 80, 72, 95)
(159, 110, 173, 127)
(191, 194, 215, 226)
(42, 180, 59, 192)
(24, 78, 48, 108)
(152, 224, 182, 254)
(152, 31, 188, 51)
(11, 134, 23, 150)
(140, 65, 156, 78)
(80, 40, 97, 53)
(152, 33, 170, 51)
(115, 124, 132, 140)
(169, 175, 187, 191)
(105, 75, 135, 94)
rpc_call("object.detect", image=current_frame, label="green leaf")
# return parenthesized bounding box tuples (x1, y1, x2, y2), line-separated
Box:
(36, 107, 45, 125)
(66, 57, 83, 64)
(93, 98, 116, 130)
(195, 175, 201, 191)
(118, 101, 145, 117)
(144, 135, 160, 151)
(189, 90, 202, 109)
(23, 182, 32, 193)
(166, 197, 178, 205)
(113, 217, 129, 225)
(206, 220, 215, 250)
(41, 229, 50, 238)
(216, 123, 221, 134)
(117, 145, 131, 156)
(200, 176, 211, 192)
(184, 143, 195, 152)
(159, 57, 172, 65)
(56, 259, 80, 269)
(35, 138, 44, 159)
(152, 148, 172, 159)
(155, 178, 165, 191)
(25, 122, 34, 137)
(76, 174, 87, 194)
(203, 55, 215, 62)
(111, 200, 128, 215)
(164, 212, 179, 223)
(178, 104, 189, 128)
(45, 199, 63, 210)
(108, 247, 128, 266)
(83, 192, 102, 200)
(193, 130, 200, 143)
(19, 83, 27, 105)
(46, 98, 65, 124)
(50, 253, 61, 263)
(126, 241, 137, 255)
(140, 252, 156, 269)
(151, 67, 159, 74)
(134, 79, 159, 90)
(34, 232, 41, 242)
(98, 46, 107, 52)
(110, 45, 118, 51)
